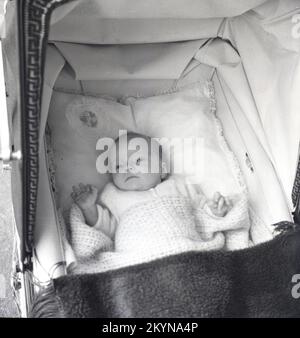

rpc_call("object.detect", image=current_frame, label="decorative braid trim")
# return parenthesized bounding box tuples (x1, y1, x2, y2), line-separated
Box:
(206, 80, 248, 193)
(121, 80, 209, 103)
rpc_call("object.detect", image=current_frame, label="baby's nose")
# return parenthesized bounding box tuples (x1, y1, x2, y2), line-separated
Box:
(127, 165, 136, 173)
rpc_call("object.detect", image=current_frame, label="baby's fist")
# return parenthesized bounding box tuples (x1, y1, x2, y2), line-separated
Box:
(71, 183, 98, 210)
(207, 192, 232, 217)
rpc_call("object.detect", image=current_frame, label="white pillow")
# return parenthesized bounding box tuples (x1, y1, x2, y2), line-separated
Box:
(126, 81, 245, 198)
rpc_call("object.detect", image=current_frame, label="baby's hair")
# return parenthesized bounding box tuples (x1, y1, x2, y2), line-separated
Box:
(114, 131, 163, 161)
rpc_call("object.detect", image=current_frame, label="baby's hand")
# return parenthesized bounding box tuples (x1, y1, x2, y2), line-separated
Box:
(207, 192, 232, 217)
(193, 194, 208, 209)
(71, 183, 98, 210)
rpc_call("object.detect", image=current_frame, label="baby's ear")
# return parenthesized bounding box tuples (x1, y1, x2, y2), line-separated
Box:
(160, 161, 169, 180)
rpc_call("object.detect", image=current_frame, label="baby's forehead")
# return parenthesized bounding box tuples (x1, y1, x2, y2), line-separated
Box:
(109, 135, 161, 162)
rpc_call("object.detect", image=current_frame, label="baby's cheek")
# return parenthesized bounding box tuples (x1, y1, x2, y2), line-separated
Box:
(146, 173, 162, 187)
(112, 174, 121, 186)
(140, 163, 150, 174)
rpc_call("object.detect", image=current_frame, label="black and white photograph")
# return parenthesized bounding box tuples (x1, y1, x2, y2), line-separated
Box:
(0, 0, 300, 324)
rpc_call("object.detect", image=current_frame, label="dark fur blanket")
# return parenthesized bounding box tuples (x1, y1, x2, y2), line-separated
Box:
(31, 223, 300, 318)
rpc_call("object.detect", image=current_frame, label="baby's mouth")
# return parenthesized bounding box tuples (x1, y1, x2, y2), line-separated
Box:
(125, 175, 139, 182)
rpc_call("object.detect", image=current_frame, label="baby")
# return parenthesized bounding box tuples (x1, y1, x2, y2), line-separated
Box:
(69, 132, 250, 272)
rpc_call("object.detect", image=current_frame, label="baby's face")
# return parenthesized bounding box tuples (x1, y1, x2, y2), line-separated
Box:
(109, 138, 163, 191)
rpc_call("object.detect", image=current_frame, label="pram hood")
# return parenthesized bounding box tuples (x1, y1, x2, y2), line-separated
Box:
(46, 0, 300, 211)
(49, 0, 268, 44)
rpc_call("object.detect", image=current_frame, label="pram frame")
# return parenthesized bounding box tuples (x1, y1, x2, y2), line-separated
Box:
(12, 0, 71, 317)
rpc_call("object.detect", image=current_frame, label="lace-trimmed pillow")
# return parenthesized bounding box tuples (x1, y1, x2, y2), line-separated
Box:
(125, 81, 246, 199)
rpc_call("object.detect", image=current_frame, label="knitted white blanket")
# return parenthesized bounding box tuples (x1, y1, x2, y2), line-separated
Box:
(69, 179, 250, 274)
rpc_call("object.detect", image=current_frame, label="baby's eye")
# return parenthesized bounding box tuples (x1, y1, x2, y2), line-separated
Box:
(136, 158, 141, 165)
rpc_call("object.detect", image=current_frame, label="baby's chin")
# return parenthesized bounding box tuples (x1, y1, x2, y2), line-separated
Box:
(113, 178, 160, 191)
(115, 182, 156, 191)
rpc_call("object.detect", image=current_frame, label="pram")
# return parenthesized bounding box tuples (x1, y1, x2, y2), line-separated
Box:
(1, 0, 300, 317)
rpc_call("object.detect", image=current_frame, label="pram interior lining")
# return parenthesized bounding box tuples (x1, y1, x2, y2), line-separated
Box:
(33, 0, 300, 281)
(36, 42, 291, 282)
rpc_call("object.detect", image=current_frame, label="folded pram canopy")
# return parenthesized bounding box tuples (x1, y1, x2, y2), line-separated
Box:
(49, 0, 268, 44)
(49, 0, 300, 193)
